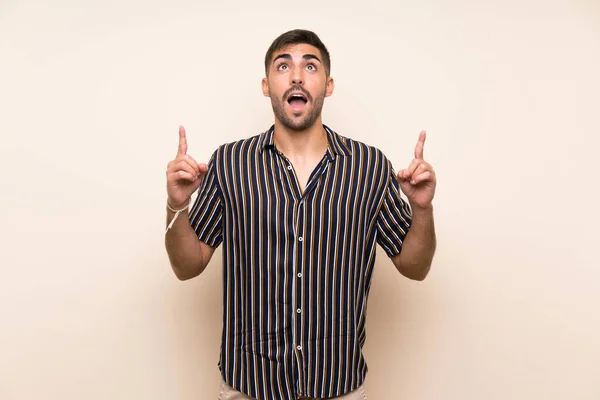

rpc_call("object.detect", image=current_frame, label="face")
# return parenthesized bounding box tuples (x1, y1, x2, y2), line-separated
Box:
(262, 43, 334, 132)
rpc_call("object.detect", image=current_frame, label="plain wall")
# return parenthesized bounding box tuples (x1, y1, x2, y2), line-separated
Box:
(1, 0, 599, 398)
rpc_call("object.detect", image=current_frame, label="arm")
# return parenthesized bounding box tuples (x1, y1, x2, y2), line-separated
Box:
(393, 130, 437, 281)
(164, 126, 218, 281)
(165, 207, 216, 281)
(391, 205, 436, 281)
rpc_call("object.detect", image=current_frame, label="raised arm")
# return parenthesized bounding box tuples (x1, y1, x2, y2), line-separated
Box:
(393, 131, 437, 281)
(164, 126, 216, 280)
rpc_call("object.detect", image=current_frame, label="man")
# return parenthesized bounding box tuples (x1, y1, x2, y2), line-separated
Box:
(165, 29, 436, 400)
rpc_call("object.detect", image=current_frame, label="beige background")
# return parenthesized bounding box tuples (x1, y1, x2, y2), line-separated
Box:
(1, 0, 599, 399)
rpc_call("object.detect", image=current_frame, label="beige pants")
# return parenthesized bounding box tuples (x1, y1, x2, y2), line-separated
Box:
(218, 376, 367, 400)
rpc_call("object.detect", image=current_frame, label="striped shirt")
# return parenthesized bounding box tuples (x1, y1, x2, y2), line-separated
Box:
(188, 125, 412, 400)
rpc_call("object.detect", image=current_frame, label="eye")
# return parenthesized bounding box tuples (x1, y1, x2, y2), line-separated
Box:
(306, 64, 316, 71)
(277, 64, 288, 71)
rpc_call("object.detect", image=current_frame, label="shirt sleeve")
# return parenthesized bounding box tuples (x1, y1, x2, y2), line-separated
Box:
(188, 150, 223, 248)
(376, 162, 413, 257)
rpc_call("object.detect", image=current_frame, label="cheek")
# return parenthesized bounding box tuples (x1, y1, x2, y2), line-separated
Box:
(312, 84, 328, 98)
(310, 78, 328, 93)
(268, 85, 285, 100)
(268, 76, 286, 89)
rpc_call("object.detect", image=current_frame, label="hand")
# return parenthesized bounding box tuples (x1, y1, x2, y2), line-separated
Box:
(396, 130, 437, 210)
(166, 126, 208, 209)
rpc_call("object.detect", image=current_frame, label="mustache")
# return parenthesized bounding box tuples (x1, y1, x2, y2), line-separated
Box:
(283, 86, 312, 102)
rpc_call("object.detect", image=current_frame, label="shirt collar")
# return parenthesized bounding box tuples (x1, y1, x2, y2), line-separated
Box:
(259, 124, 352, 158)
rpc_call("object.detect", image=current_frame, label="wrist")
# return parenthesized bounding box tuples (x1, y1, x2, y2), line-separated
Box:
(165, 199, 190, 233)
(410, 202, 433, 216)
(167, 198, 190, 212)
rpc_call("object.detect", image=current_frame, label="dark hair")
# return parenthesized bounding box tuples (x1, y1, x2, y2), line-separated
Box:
(264, 29, 331, 77)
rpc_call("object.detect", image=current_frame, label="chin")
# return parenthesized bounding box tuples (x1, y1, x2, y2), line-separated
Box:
(284, 119, 318, 132)
(273, 102, 322, 131)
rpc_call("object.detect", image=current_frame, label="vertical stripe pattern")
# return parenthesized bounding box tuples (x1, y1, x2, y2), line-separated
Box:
(188, 125, 412, 400)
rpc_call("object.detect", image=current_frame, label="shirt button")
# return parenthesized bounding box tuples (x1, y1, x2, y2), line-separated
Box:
(287, 165, 292, 170)
(298, 237, 303, 242)
(297, 345, 302, 351)
(297, 273, 302, 278)
(297, 308, 302, 313)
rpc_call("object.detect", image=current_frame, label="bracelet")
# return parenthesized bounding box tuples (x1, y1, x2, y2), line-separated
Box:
(165, 200, 190, 233)
(166, 201, 189, 213)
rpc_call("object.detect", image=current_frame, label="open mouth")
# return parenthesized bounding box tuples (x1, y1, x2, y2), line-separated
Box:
(287, 92, 308, 111)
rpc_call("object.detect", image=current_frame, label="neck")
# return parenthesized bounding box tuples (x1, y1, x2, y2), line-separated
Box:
(272, 118, 328, 159)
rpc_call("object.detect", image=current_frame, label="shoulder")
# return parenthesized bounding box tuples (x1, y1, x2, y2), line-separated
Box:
(334, 132, 392, 172)
(212, 133, 264, 161)
(326, 125, 388, 160)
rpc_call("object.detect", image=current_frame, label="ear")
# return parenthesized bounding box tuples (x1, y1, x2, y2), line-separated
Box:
(325, 76, 335, 97)
(261, 77, 270, 97)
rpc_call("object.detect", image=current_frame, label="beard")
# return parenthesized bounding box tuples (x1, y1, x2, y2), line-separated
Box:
(270, 86, 326, 132)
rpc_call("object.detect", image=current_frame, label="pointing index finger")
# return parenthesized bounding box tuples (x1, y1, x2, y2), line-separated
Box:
(178, 126, 188, 156)
(414, 130, 426, 160)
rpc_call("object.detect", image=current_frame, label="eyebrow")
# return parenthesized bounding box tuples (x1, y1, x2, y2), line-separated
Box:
(273, 53, 322, 65)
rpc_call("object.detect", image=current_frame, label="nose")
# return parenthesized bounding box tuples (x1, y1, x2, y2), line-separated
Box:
(290, 68, 304, 86)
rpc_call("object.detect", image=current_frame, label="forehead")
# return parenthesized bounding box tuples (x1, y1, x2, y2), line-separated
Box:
(272, 43, 323, 61)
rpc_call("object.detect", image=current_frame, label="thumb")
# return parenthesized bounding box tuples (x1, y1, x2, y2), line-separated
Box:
(396, 169, 409, 182)
(197, 163, 208, 177)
